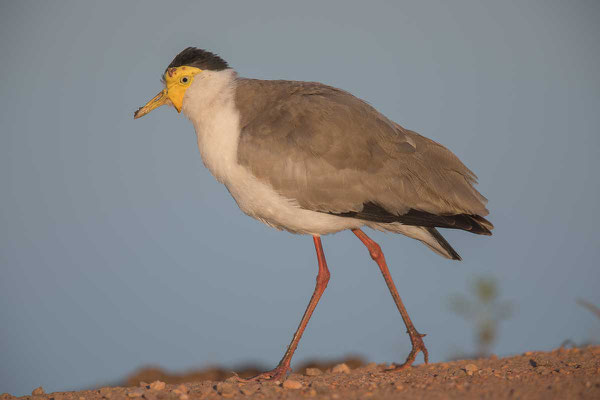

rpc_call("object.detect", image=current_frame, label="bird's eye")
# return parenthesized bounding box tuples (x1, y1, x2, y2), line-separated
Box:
(180, 76, 190, 84)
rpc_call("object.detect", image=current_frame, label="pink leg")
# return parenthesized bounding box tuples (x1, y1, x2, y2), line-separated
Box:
(352, 228, 428, 370)
(240, 236, 330, 381)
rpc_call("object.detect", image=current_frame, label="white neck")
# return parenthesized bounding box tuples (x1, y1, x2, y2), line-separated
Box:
(181, 69, 240, 184)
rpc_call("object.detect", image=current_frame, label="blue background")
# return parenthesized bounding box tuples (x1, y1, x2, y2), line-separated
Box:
(1, 0, 599, 396)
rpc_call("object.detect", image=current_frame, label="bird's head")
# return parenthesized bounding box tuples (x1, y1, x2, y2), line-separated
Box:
(134, 47, 229, 119)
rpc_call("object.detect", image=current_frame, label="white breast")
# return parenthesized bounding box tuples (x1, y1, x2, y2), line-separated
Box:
(181, 70, 364, 235)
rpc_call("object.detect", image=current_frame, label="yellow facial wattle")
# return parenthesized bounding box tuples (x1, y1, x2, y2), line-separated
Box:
(134, 66, 202, 119)
(164, 66, 203, 112)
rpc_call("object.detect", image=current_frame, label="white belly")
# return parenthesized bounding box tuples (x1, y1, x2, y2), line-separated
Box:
(225, 167, 364, 235)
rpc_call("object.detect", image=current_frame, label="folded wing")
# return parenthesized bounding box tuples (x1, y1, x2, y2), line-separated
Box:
(235, 78, 492, 234)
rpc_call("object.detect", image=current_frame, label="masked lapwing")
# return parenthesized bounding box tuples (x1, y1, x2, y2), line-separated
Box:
(134, 47, 493, 381)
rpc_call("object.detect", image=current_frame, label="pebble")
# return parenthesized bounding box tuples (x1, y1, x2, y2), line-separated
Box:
(394, 384, 404, 391)
(127, 389, 143, 398)
(215, 382, 236, 398)
(310, 381, 330, 393)
(172, 385, 188, 395)
(464, 364, 478, 376)
(364, 362, 378, 371)
(142, 393, 157, 400)
(239, 385, 258, 396)
(305, 367, 322, 376)
(149, 381, 166, 391)
(32, 387, 45, 396)
(537, 367, 550, 376)
(197, 386, 214, 397)
(282, 380, 303, 390)
(332, 363, 351, 374)
(138, 382, 148, 388)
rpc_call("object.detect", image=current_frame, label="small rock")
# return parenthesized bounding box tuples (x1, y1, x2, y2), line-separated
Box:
(172, 385, 188, 395)
(332, 363, 351, 374)
(537, 367, 550, 376)
(364, 362, 378, 371)
(1, 394, 17, 400)
(32, 387, 45, 396)
(142, 393, 157, 400)
(310, 381, 330, 393)
(464, 364, 478, 376)
(239, 384, 258, 396)
(307, 389, 317, 397)
(149, 381, 165, 391)
(196, 386, 214, 397)
(282, 380, 302, 390)
(524, 351, 533, 356)
(465, 364, 479, 376)
(138, 382, 148, 388)
(127, 389, 143, 398)
(305, 367, 322, 376)
(215, 382, 236, 398)
(394, 384, 404, 391)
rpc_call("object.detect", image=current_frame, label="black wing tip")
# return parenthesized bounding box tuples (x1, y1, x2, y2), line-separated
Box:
(469, 215, 494, 235)
(426, 227, 462, 261)
(334, 202, 494, 236)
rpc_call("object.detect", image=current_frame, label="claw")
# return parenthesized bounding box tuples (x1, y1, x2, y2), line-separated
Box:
(389, 330, 429, 371)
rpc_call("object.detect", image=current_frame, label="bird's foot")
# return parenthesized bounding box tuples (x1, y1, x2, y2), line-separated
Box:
(235, 364, 290, 382)
(389, 330, 429, 371)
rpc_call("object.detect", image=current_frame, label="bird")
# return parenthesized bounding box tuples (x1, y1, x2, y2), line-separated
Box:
(134, 47, 493, 381)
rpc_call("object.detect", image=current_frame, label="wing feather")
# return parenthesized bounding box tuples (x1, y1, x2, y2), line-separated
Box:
(235, 78, 489, 220)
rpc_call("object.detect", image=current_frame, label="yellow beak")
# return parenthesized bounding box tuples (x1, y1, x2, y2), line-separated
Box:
(133, 89, 171, 119)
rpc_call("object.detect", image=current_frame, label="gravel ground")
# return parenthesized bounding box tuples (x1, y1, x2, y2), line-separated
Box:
(4, 346, 599, 400)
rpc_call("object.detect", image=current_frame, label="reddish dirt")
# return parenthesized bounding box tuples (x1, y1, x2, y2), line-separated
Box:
(5, 346, 600, 400)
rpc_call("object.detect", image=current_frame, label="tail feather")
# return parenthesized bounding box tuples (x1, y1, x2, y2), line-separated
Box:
(334, 202, 494, 236)
(369, 223, 462, 260)
(424, 227, 462, 260)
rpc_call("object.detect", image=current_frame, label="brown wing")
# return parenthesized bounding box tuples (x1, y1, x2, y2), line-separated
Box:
(235, 78, 491, 230)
